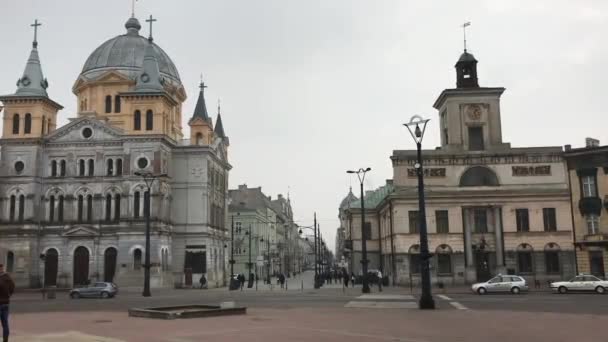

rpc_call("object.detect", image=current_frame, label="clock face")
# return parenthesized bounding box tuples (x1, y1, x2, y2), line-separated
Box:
(467, 105, 482, 120)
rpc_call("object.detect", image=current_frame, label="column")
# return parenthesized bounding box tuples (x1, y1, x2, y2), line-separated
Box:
(494, 207, 506, 274)
(464, 208, 476, 283)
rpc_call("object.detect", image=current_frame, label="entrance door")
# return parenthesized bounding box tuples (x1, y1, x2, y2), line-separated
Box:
(73, 246, 90, 286)
(475, 252, 491, 282)
(590, 251, 605, 278)
(44, 249, 58, 286)
(104, 248, 117, 282)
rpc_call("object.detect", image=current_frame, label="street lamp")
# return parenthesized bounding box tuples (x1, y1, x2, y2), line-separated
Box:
(346, 167, 372, 294)
(134, 171, 167, 297)
(259, 237, 271, 284)
(299, 221, 320, 289)
(245, 225, 255, 288)
(403, 115, 435, 309)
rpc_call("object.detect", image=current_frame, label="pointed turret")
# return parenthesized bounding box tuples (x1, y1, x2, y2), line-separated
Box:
(188, 79, 214, 145)
(214, 100, 226, 138)
(15, 20, 48, 97)
(191, 81, 211, 123)
(134, 40, 165, 93)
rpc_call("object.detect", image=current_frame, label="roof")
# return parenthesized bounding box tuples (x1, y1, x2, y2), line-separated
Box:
(339, 187, 358, 209)
(456, 51, 478, 64)
(214, 113, 226, 138)
(349, 183, 394, 210)
(228, 186, 274, 213)
(191, 83, 211, 122)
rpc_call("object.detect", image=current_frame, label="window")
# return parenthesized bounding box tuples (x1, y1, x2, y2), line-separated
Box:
(116, 159, 122, 176)
(59, 160, 66, 177)
(114, 96, 121, 113)
(134, 249, 142, 270)
(409, 211, 419, 234)
(473, 209, 488, 233)
(134, 191, 140, 218)
(516, 209, 529, 232)
(86, 195, 93, 222)
(443, 129, 448, 145)
(437, 254, 452, 274)
(24, 113, 31, 134)
(41, 116, 45, 134)
(114, 194, 121, 222)
(14, 161, 24, 174)
(106, 159, 114, 176)
(58, 195, 64, 222)
(545, 251, 560, 274)
(410, 254, 420, 274)
(363, 222, 372, 240)
(47, 119, 51, 133)
(517, 252, 533, 273)
(436, 210, 449, 233)
(235, 222, 242, 234)
(18, 195, 25, 222)
(51, 160, 57, 177)
(134, 110, 141, 130)
(586, 215, 600, 235)
(79, 159, 85, 176)
(582, 175, 597, 197)
(49, 196, 55, 222)
(82, 127, 93, 139)
(543, 208, 557, 232)
(195, 132, 203, 145)
(145, 110, 153, 130)
(9, 195, 16, 222)
(77, 195, 84, 222)
(12, 114, 19, 134)
(105, 95, 112, 113)
(468, 126, 484, 150)
(105, 194, 112, 222)
(88, 159, 94, 176)
(137, 157, 148, 169)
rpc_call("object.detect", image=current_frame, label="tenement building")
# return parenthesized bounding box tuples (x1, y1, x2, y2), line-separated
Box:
(342, 48, 576, 285)
(0, 16, 231, 288)
(564, 141, 608, 278)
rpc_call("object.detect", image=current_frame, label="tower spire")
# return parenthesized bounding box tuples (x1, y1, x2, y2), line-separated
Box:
(14, 20, 48, 97)
(214, 98, 226, 139)
(134, 30, 164, 93)
(191, 77, 210, 122)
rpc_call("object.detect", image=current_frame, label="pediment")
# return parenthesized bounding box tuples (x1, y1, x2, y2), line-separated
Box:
(63, 226, 99, 237)
(96, 71, 133, 83)
(46, 116, 124, 143)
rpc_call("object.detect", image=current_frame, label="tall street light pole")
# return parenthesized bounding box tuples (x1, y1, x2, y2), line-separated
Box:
(298, 222, 317, 288)
(135, 171, 167, 297)
(404, 115, 435, 310)
(347, 167, 371, 294)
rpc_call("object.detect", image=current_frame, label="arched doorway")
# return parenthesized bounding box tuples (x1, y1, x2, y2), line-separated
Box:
(73, 246, 90, 286)
(104, 248, 117, 283)
(44, 249, 58, 286)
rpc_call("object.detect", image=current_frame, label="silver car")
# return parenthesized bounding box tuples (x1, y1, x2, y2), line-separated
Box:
(70, 282, 118, 299)
(550, 275, 608, 294)
(472, 275, 528, 295)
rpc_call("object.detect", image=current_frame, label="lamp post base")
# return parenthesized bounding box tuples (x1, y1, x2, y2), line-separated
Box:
(418, 296, 435, 310)
(362, 284, 371, 294)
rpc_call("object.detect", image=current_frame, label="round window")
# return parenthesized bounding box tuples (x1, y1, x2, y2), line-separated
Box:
(82, 127, 93, 139)
(14, 161, 25, 173)
(137, 157, 149, 169)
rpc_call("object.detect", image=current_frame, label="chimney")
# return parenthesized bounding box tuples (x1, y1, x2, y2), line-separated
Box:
(586, 138, 600, 148)
(564, 145, 571, 152)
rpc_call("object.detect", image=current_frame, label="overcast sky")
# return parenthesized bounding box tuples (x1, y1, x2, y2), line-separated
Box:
(2, 0, 607, 252)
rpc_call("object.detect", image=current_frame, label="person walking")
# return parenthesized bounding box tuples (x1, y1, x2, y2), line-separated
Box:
(351, 272, 355, 288)
(343, 271, 349, 288)
(199, 274, 207, 289)
(377, 270, 383, 292)
(0, 264, 15, 342)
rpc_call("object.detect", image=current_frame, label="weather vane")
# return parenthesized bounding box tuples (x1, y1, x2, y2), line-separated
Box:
(462, 21, 471, 52)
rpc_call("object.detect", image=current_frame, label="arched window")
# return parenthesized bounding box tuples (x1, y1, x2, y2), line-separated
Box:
(60, 160, 66, 177)
(24, 113, 32, 134)
(49, 195, 55, 222)
(19, 194, 25, 222)
(84, 98, 88, 110)
(6, 251, 14, 273)
(145, 110, 153, 130)
(459, 166, 499, 187)
(134, 110, 141, 131)
(114, 96, 121, 113)
(58, 195, 64, 222)
(106, 159, 114, 176)
(116, 159, 123, 176)
(114, 194, 121, 222)
(79, 159, 85, 176)
(41, 116, 45, 134)
(12, 114, 19, 134)
(80, 100, 85, 111)
(77, 195, 84, 222)
(105, 95, 112, 113)
(195, 132, 203, 145)
(134, 191, 140, 218)
(88, 159, 94, 176)
(134, 249, 142, 270)
(9, 195, 16, 222)
(436, 244, 453, 275)
(51, 160, 57, 177)
(86, 195, 93, 222)
(105, 194, 112, 222)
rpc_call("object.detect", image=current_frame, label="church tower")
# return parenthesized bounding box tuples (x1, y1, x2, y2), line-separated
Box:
(188, 80, 214, 145)
(0, 20, 63, 139)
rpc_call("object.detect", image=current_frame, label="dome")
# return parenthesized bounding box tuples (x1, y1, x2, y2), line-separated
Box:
(339, 187, 358, 209)
(457, 51, 477, 63)
(79, 17, 181, 87)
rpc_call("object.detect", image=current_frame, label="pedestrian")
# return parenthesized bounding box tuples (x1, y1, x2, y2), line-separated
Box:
(199, 274, 207, 289)
(351, 272, 355, 288)
(377, 270, 383, 292)
(343, 272, 349, 288)
(239, 274, 245, 290)
(0, 264, 15, 342)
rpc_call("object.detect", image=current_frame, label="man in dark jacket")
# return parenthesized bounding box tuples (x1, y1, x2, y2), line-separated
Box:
(0, 264, 15, 342)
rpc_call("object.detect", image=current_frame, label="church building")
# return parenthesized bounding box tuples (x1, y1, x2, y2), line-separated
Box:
(0, 15, 231, 289)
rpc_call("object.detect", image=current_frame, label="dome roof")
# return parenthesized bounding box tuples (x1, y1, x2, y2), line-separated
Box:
(79, 17, 181, 87)
(457, 51, 477, 63)
(339, 187, 358, 209)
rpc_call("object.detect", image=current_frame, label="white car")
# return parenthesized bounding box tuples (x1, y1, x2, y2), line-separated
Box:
(472, 275, 528, 295)
(550, 275, 607, 294)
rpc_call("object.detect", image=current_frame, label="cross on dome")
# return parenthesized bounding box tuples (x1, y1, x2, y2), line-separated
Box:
(146, 14, 157, 42)
(31, 19, 41, 48)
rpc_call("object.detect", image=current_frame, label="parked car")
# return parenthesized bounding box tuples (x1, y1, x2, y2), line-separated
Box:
(550, 274, 607, 294)
(70, 282, 118, 299)
(472, 275, 528, 295)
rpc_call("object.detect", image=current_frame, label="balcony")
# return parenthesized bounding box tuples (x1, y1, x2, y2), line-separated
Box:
(579, 197, 602, 216)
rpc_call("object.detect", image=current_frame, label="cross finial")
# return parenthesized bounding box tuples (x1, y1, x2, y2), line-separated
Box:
(462, 21, 471, 52)
(199, 75, 207, 91)
(131, 0, 138, 18)
(145, 14, 157, 42)
(31, 19, 42, 48)
(217, 98, 221, 115)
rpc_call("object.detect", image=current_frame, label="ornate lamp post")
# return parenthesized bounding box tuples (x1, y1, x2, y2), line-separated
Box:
(403, 115, 435, 309)
(134, 171, 167, 297)
(299, 222, 318, 288)
(346, 167, 372, 294)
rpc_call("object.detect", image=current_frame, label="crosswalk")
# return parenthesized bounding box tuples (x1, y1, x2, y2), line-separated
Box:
(345, 293, 469, 310)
